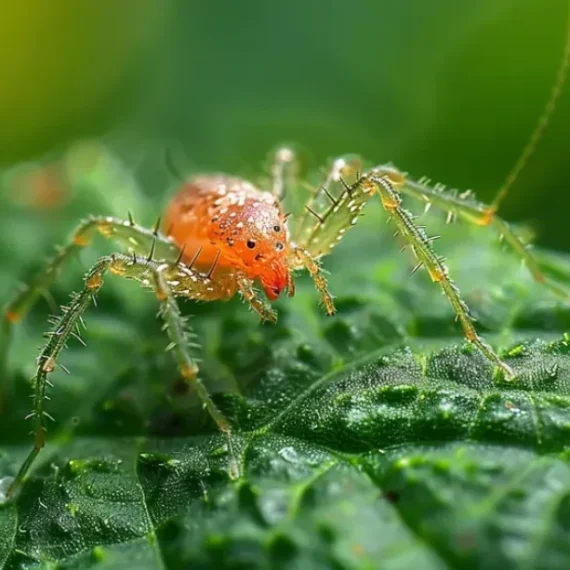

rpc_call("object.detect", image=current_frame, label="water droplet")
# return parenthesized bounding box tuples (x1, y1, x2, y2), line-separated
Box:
(278, 446, 299, 463)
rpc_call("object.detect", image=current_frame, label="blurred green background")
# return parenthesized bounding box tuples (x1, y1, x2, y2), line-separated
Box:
(0, 0, 569, 249)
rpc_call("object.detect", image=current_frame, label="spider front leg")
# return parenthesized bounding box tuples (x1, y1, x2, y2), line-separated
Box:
(488, 6, 570, 215)
(236, 275, 278, 322)
(269, 146, 299, 200)
(366, 170, 514, 379)
(397, 172, 570, 300)
(291, 155, 514, 378)
(292, 153, 363, 250)
(288, 154, 366, 313)
(5, 253, 239, 500)
(290, 246, 336, 315)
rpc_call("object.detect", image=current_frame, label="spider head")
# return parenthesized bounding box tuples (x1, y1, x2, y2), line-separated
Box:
(237, 218, 292, 301)
(208, 194, 292, 300)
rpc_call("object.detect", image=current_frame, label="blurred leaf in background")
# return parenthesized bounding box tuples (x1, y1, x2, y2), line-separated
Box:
(0, 0, 168, 163)
(1, 1, 569, 247)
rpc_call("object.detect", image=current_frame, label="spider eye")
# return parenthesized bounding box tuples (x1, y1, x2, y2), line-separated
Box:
(273, 225, 281, 232)
(246, 239, 256, 249)
(276, 242, 284, 251)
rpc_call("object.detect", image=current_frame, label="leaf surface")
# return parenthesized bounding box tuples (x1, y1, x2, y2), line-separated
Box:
(1, 159, 570, 569)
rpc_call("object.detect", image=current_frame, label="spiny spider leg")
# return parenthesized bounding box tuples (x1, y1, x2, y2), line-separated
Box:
(7, 252, 245, 498)
(489, 5, 570, 214)
(289, 156, 513, 378)
(268, 148, 349, 313)
(292, 154, 362, 249)
(293, 158, 372, 261)
(149, 270, 230, 434)
(365, 170, 514, 378)
(290, 246, 336, 315)
(236, 275, 278, 322)
(269, 146, 298, 200)
(283, 153, 364, 311)
(1, 215, 180, 369)
(151, 271, 239, 480)
(395, 173, 570, 300)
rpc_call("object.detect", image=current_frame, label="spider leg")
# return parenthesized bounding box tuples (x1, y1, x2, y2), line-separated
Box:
(152, 272, 230, 432)
(236, 275, 278, 322)
(6, 255, 115, 499)
(288, 154, 366, 313)
(1, 215, 180, 369)
(395, 171, 570, 300)
(151, 270, 240, 480)
(285, 158, 515, 375)
(290, 247, 336, 315)
(6, 253, 238, 499)
(489, 6, 570, 214)
(292, 154, 363, 250)
(269, 146, 298, 200)
(365, 171, 514, 379)
(283, 154, 365, 314)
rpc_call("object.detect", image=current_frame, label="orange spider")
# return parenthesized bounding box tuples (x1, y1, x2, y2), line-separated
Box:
(164, 169, 295, 303)
(2, 11, 570, 499)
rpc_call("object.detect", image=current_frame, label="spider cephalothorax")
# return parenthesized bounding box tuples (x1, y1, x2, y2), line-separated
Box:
(164, 174, 292, 300)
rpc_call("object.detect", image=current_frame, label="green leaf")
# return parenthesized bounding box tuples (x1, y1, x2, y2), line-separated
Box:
(2, 157, 570, 569)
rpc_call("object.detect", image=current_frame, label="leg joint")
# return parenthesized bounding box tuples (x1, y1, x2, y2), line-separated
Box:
(34, 431, 45, 449)
(181, 363, 199, 380)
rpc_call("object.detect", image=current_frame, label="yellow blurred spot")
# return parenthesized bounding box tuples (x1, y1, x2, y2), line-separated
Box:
(86, 273, 103, 290)
(0, 0, 170, 162)
(4, 309, 21, 323)
(72, 233, 91, 247)
(427, 267, 444, 282)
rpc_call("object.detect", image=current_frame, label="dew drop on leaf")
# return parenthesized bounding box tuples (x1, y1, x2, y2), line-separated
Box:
(278, 446, 299, 463)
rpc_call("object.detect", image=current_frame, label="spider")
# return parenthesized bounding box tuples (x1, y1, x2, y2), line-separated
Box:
(2, 13, 570, 502)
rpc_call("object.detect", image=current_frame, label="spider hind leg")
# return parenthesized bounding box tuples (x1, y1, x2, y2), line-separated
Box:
(5, 253, 240, 500)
